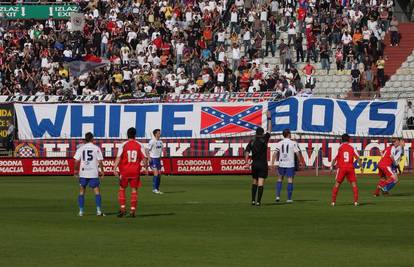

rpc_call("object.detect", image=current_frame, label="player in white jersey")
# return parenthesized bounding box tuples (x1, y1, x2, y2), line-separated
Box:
(384, 139, 405, 193)
(271, 129, 303, 203)
(73, 132, 104, 216)
(146, 129, 164, 194)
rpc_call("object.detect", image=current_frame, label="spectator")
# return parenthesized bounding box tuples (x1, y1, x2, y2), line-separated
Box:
(407, 101, 414, 129)
(389, 16, 399, 47)
(362, 66, 375, 96)
(351, 66, 361, 97)
(376, 55, 386, 88)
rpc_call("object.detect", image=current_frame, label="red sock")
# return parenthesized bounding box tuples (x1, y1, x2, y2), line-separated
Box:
(352, 186, 359, 203)
(118, 188, 126, 210)
(130, 191, 138, 211)
(374, 187, 380, 195)
(332, 186, 339, 202)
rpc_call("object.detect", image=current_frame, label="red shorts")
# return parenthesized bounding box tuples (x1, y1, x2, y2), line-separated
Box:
(335, 168, 356, 183)
(377, 165, 395, 179)
(119, 178, 142, 188)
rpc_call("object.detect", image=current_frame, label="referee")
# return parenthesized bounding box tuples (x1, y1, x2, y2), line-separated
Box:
(244, 111, 272, 206)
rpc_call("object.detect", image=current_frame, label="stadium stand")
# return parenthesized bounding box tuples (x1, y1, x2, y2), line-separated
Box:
(0, 0, 412, 99)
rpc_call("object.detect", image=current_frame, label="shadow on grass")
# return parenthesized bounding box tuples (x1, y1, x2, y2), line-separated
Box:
(336, 202, 376, 206)
(139, 212, 175, 217)
(162, 191, 186, 194)
(262, 199, 318, 206)
(388, 192, 414, 197)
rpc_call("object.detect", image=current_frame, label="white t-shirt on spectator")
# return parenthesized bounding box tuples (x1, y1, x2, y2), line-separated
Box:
(101, 32, 109, 44)
(260, 11, 268, 21)
(342, 34, 352, 45)
(185, 11, 192, 22)
(232, 47, 240, 60)
(175, 42, 185, 55)
(217, 32, 225, 42)
(231, 11, 238, 23)
(123, 70, 132, 80)
(218, 51, 225, 62)
(243, 30, 251, 41)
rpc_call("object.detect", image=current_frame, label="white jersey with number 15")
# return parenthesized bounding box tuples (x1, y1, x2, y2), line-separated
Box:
(74, 143, 103, 178)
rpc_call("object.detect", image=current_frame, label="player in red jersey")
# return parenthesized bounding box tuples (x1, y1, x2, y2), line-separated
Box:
(330, 134, 363, 206)
(113, 127, 148, 217)
(373, 138, 402, 197)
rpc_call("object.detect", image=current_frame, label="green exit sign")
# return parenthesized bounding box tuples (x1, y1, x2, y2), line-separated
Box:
(0, 5, 80, 19)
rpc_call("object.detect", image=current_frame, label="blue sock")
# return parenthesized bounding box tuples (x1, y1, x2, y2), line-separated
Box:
(287, 183, 294, 200)
(385, 182, 396, 191)
(276, 181, 282, 197)
(78, 195, 84, 211)
(156, 175, 161, 190)
(95, 194, 102, 211)
(152, 176, 158, 190)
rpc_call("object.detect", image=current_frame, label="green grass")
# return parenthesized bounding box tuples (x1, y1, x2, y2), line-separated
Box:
(0, 174, 413, 267)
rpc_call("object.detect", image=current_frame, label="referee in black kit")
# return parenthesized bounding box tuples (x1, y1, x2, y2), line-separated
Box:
(244, 111, 272, 206)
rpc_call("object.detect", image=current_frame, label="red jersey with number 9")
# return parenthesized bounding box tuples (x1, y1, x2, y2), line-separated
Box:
(117, 140, 146, 179)
(335, 143, 359, 169)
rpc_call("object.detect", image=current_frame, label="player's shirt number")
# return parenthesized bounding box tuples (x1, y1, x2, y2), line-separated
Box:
(82, 150, 93, 161)
(127, 150, 138, 163)
(343, 152, 349, 163)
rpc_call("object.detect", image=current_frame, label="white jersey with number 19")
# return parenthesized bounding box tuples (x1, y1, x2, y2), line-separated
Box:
(74, 143, 104, 178)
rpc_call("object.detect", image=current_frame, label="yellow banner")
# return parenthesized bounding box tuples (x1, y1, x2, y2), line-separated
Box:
(355, 156, 406, 174)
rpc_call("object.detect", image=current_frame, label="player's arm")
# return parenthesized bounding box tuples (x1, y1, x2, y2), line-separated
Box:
(295, 151, 304, 169)
(293, 143, 304, 168)
(74, 160, 80, 178)
(271, 143, 279, 166)
(113, 156, 121, 178)
(244, 142, 252, 168)
(98, 160, 104, 178)
(73, 149, 81, 178)
(113, 144, 124, 178)
(97, 148, 104, 178)
(267, 110, 272, 133)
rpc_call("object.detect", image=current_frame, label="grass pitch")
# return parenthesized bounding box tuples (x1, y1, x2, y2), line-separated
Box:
(0, 174, 413, 267)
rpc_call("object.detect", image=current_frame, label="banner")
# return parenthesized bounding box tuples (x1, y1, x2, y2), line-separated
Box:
(0, 5, 79, 19)
(0, 155, 406, 176)
(0, 95, 64, 103)
(166, 92, 283, 103)
(0, 157, 249, 176)
(14, 98, 404, 139)
(12, 137, 414, 170)
(0, 104, 14, 143)
(356, 156, 406, 174)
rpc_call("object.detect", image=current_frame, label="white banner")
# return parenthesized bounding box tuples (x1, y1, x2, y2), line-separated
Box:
(14, 97, 405, 139)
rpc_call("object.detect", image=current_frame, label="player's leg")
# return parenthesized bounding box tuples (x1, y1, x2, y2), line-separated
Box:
(152, 159, 160, 193)
(251, 178, 258, 205)
(129, 178, 141, 217)
(332, 169, 345, 205)
(156, 160, 163, 193)
(374, 167, 386, 196)
(286, 168, 295, 203)
(348, 170, 359, 206)
(381, 166, 398, 193)
(78, 178, 88, 216)
(256, 177, 265, 206)
(251, 165, 259, 205)
(117, 178, 128, 217)
(91, 179, 104, 216)
(276, 167, 285, 201)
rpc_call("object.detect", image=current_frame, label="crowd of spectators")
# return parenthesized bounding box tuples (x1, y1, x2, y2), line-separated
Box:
(0, 0, 399, 98)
